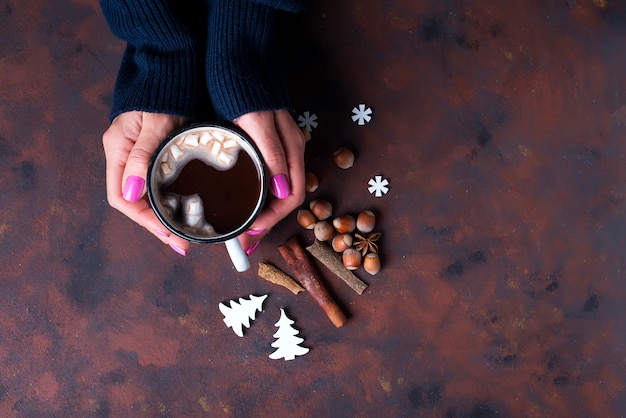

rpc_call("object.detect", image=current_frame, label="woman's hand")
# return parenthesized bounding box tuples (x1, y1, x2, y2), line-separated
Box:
(233, 109, 306, 255)
(102, 111, 190, 256)
(103, 109, 305, 258)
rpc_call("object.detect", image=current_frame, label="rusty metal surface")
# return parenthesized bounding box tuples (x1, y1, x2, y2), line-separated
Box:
(1, 0, 625, 416)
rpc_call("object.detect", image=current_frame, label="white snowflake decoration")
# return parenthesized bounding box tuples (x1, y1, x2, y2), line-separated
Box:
(297, 111, 318, 132)
(351, 104, 373, 126)
(219, 294, 268, 337)
(368, 175, 389, 197)
(269, 308, 309, 361)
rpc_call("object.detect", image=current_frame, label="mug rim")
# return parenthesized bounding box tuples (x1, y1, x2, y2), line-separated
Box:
(146, 122, 268, 244)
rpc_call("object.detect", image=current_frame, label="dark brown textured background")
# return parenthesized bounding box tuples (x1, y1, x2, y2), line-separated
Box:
(1, 0, 625, 416)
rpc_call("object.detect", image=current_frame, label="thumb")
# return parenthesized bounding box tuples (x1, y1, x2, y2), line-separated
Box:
(234, 111, 290, 199)
(121, 132, 162, 202)
(122, 114, 182, 202)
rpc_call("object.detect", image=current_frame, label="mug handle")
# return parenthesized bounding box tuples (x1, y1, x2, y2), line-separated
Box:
(225, 237, 250, 272)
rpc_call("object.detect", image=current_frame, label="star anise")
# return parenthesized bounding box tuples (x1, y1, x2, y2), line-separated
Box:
(354, 232, 381, 256)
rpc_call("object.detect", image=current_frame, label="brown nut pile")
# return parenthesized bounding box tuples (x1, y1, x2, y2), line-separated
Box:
(297, 201, 382, 275)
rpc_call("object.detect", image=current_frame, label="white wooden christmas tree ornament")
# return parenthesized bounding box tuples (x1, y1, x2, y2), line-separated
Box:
(219, 294, 268, 337)
(269, 308, 309, 361)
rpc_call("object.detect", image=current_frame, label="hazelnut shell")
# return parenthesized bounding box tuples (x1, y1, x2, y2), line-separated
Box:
(314, 220, 334, 241)
(305, 172, 319, 193)
(333, 215, 356, 234)
(310, 199, 332, 220)
(363, 252, 381, 275)
(342, 248, 362, 270)
(333, 147, 355, 169)
(301, 127, 312, 141)
(332, 233, 353, 253)
(297, 209, 317, 229)
(357, 210, 376, 233)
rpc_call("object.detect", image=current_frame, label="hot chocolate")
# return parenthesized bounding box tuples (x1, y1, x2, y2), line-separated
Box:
(148, 125, 265, 241)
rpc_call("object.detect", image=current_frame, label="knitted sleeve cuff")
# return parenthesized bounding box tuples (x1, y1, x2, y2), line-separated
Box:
(110, 45, 209, 121)
(249, 0, 304, 13)
(206, 0, 291, 121)
(100, 0, 209, 121)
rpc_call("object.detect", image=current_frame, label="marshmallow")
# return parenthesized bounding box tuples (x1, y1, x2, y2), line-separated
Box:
(184, 134, 199, 146)
(169, 144, 183, 160)
(162, 195, 178, 211)
(199, 222, 217, 237)
(199, 132, 212, 145)
(210, 141, 222, 156)
(160, 162, 173, 177)
(223, 139, 238, 149)
(183, 195, 204, 227)
(218, 152, 234, 165)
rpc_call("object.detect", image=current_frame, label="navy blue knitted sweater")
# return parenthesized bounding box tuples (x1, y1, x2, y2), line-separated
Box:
(99, 0, 303, 122)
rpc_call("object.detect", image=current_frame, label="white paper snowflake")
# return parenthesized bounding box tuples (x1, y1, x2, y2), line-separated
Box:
(297, 111, 318, 132)
(351, 104, 373, 126)
(368, 175, 389, 197)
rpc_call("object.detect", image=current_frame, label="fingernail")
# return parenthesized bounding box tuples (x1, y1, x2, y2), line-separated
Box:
(123, 176, 145, 202)
(153, 229, 169, 238)
(245, 241, 260, 256)
(169, 243, 187, 256)
(246, 228, 266, 236)
(271, 173, 290, 199)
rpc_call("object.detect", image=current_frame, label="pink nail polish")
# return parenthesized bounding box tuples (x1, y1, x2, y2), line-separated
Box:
(246, 229, 266, 236)
(245, 241, 260, 256)
(271, 173, 290, 199)
(123, 176, 145, 202)
(169, 243, 187, 256)
(153, 229, 169, 238)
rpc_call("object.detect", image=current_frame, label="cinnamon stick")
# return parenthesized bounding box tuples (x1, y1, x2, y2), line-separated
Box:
(306, 240, 368, 295)
(257, 262, 305, 295)
(279, 237, 347, 328)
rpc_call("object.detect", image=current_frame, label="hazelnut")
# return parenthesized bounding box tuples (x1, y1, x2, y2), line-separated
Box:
(333, 147, 355, 169)
(305, 172, 319, 193)
(332, 233, 353, 253)
(310, 199, 332, 220)
(314, 220, 334, 241)
(333, 215, 356, 234)
(297, 209, 317, 229)
(363, 252, 381, 275)
(342, 248, 362, 270)
(300, 127, 312, 141)
(356, 210, 376, 233)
